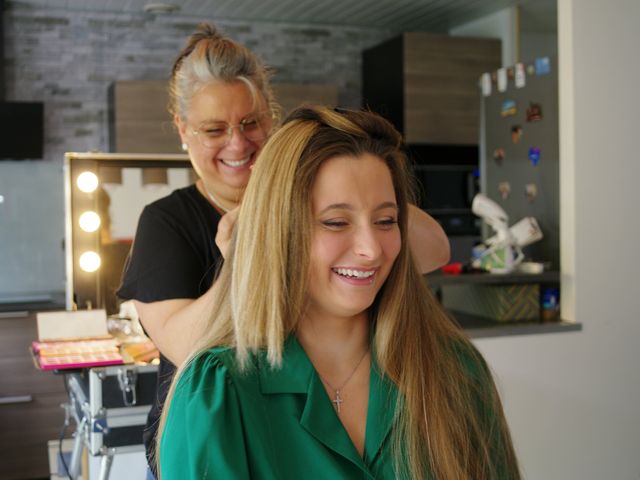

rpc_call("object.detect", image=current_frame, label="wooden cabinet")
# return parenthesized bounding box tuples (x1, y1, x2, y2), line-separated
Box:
(109, 80, 339, 153)
(0, 313, 69, 479)
(272, 83, 338, 117)
(363, 33, 501, 145)
(108, 80, 181, 154)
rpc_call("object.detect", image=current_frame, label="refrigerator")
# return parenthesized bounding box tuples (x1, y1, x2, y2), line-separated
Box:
(479, 57, 560, 269)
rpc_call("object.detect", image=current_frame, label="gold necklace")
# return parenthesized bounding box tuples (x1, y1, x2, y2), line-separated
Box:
(204, 186, 230, 213)
(317, 349, 369, 414)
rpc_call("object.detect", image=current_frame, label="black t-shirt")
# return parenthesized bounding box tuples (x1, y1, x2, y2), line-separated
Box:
(117, 184, 223, 471)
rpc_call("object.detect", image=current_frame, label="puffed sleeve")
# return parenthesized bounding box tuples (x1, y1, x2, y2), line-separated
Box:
(159, 351, 250, 480)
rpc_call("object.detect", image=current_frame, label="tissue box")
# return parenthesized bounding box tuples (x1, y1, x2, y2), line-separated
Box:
(442, 284, 540, 322)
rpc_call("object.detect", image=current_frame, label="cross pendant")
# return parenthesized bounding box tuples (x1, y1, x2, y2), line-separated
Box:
(332, 390, 343, 414)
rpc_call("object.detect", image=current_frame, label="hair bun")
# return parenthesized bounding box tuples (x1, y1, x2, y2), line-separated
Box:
(195, 23, 223, 41)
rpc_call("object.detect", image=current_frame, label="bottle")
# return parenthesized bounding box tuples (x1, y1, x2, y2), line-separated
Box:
(541, 287, 560, 322)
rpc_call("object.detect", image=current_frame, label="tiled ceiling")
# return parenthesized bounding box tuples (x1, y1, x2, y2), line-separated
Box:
(8, 0, 552, 33)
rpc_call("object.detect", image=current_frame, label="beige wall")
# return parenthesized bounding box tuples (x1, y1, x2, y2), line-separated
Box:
(475, 0, 640, 478)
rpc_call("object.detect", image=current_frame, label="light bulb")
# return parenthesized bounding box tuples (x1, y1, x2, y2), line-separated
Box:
(79, 211, 101, 232)
(77, 171, 99, 193)
(79, 251, 101, 272)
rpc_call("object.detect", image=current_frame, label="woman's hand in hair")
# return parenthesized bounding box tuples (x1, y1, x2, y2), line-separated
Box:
(216, 206, 240, 259)
(407, 205, 451, 273)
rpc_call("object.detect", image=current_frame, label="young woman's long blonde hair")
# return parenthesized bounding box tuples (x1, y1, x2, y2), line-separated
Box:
(158, 105, 520, 479)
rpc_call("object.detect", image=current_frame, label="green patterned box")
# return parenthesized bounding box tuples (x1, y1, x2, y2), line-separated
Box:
(442, 284, 540, 322)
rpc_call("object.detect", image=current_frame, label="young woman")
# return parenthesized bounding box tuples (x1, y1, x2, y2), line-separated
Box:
(118, 24, 450, 476)
(157, 106, 520, 479)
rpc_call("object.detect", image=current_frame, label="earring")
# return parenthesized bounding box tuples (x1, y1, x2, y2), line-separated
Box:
(181, 143, 188, 152)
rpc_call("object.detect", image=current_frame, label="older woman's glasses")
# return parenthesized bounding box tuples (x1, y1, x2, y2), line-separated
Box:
(190, 114, 267, 148)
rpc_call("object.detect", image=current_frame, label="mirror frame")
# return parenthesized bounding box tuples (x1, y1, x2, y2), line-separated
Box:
(64, 152, 191, 312)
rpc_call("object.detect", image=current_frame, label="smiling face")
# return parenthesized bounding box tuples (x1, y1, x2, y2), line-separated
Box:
(306, 153, 401, 322)
(176, 80, 271, 206)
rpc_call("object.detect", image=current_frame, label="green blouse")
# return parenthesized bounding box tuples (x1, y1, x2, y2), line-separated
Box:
(159, 336, 505, 479)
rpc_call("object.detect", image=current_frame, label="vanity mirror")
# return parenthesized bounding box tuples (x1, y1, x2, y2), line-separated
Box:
(64, 152, 193, 314)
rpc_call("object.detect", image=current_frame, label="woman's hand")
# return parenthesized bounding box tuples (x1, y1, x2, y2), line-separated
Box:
(407, 205, 451, 273)
(215, 206, 240, 259)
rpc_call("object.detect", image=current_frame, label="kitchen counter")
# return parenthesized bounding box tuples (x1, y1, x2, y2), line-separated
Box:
(426, 271, 582, 338)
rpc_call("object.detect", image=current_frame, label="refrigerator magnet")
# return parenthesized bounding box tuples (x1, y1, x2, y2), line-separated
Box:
(515, 63, 526, 88)
(481, 72, 492, 96)
(535, 56, 551, 75)
(497, 68, 508, 92)
(501, 99, 517, 117)
(528, 147, 541, 166)
(493, 147, 506, 164)
(499, 181, 511, 200)
(527, 63, 536, 76)
(511, 125, 523, 144)
(525, 183, 538, 203)
(526, 102, 543, 122)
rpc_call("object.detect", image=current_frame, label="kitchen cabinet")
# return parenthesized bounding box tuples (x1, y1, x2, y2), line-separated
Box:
(109, 80, 339, 153)
(362, 32, 501, 145)
(0, 312, 69, 479)
(108, 80, 181, 154)
(272, 83, 338, 117)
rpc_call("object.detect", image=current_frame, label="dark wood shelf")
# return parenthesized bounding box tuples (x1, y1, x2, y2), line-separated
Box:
(425, 272, 581, 338)
(449, 310, 582, 339)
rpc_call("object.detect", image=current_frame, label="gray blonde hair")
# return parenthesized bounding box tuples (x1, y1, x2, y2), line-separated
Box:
(169, 23, 279, 123)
